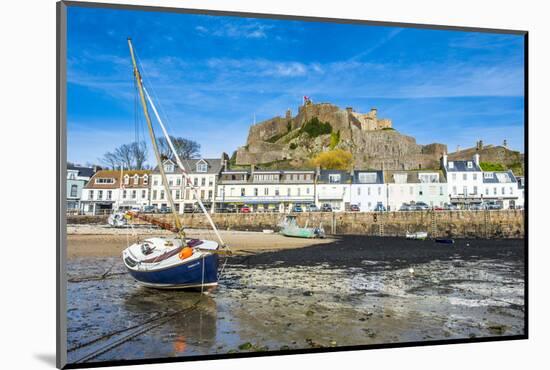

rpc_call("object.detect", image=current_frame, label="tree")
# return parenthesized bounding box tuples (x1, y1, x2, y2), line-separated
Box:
(310, 149, 353, 170)
(100, 141, 148, 169)
(157, 136, 200, 160)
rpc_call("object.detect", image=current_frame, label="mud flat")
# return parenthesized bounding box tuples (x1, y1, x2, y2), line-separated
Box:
(66, 235, 524, 365)
(66, 224, 334, 259)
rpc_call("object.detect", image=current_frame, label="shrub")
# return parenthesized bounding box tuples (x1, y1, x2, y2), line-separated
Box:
(300, 117, 332, 138)
(329, 130, 340, 149)
(310, 149, 352, 170)
(289, 142, 297, 150)
(480, 162, 506, 172)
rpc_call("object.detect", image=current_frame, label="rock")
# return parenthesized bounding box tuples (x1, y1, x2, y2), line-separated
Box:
(305, 310, 315, 317)
(303, 290, 314, 296)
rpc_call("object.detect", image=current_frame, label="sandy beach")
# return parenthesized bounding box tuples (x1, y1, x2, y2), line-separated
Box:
(67, 224, 335, 259)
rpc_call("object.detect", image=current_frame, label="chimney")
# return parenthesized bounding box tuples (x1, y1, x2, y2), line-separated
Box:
(223, 159, 228, 171)
(473, 153, 480, 166)
(442, 153, 448, 169)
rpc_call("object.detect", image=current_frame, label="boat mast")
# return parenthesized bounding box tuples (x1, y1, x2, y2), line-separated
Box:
(127, 38, 184, 236)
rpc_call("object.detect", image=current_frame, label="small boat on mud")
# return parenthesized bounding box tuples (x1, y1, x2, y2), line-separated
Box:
(107, 212, 129, 228)
(279, 215, 325, 238)
(121, 39, 230, 290)
(406, 231, 428, 240)
(435, 238, 455, 244)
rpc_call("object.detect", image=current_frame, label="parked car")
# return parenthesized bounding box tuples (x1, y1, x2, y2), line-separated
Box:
(305, 204, 319, 212)
(321, 204, 333, 212)
(159, 206, 172, 214)
(292, 205, 303, 212)
(485, 201, 503, 210)
(469, 203, 485, 211)
(412, 202, 430, 211)
(142, 205, 157, 213)
(399, 203, 412, 211)
(240, 206, 251, 213)
(349, 204, 360, 212)
(444, 203, 459, 211)
(373, 202, 386, 212)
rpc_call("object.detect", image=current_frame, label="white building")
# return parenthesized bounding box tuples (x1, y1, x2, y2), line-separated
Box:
(386, 170, 448, 211)
(350, 170, 386, 211)
(481, 170, 520, 209)
(216, 168, 315, 212)
(516, 176, 525, 208)
(67, 164, 95, 211)
(443, 153, 483, 208)
(316, 170, 351, 211)
(80, 170, 151, 214)
(150, 158, 224, 213)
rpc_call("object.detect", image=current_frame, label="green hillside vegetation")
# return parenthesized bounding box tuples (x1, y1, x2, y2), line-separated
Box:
(300, 117, 333, 138)
(480, 162, 506, 171)
(329, 130, 340, 149)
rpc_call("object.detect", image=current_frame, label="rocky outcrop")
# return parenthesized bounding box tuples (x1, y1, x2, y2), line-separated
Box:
(236, 102, 447, 170)
(449, 145, 524, 175)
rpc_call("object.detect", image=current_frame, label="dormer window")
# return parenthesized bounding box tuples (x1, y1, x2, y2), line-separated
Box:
(328, 174, 341, 183)
(124, 175, 129, 185)
(164, 162, 174, 173)
(133, 174, 139, 185)
(143, 175, 148, 185)
(196, 160, 208, 173)
(484, 172, 494, 179)
(448, 162, 454, 169)
(467, 161, 473, 169)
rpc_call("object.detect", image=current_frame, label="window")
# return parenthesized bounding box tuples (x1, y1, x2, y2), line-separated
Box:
(306, 188, 310, 194)
(439, 186, 443, 196)
(201, 190, 205, 199)
(358, 173, 377, 183)
(160, 190, 164, 200)
(297, 188, 301, 196)
(194, 178, 198, 186)
(484, 172, 494, 179)
(208, 190, 213, 199)
(95, 178, 115, 184)
(152, 190, 157, 200)
(124, 175, 129, 185)
(175, 190, 180, 199)
(493, 187, 497, 195)
(134, 175, 139, 185)
(70, 184, 78, 197)
(463, 173, 467, 181)
(419, 189, 423, 196)
(485, 188, 489, 196)
(98, 190, 103, 200)
(153, 178, 158, 186)
(131, 190, 136, 199)
(201, 178, 206, 186)
(123, 190, 127, 199)
(287, 188, 291, 196)
(328, 174, 341, 183)
(209, 177, 213, 186)
(510, 187, 514, 195)
(357, 187, 361, 196)
(176, 178, 181, 186)
(169, 178, 173, 186)
(107, 190, 112, 200)
(241, 188, 245, 196)
(463, 186, 468, 196)
(473, 186, 477, 195)
(141, 190, 146, 199)
(452, 186, 457, 195)
(164, 163, 174, 172)
(275, 188, 280, 196)
(254, 188, 259, 196)
(196, 162, 208, 172)
(143, 175, 148, 185)
(467, 161, 473, 168)
(502, 187, 505, 195)
(378, 187, 381, 196)
(264, 188, 268, 196)
(449, 162, 454, 169)
(473, 173, 478, 181)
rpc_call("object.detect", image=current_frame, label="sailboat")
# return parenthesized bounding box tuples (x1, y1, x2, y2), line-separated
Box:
(121, 38, 230, 290)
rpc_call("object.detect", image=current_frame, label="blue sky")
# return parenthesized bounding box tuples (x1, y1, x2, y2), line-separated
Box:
(67, 6, 525, 166)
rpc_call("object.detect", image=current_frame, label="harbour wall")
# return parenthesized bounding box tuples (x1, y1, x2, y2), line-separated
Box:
(67, 210, 525, 239)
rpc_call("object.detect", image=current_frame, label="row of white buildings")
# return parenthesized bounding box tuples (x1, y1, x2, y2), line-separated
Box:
(76, 153, 525, 214)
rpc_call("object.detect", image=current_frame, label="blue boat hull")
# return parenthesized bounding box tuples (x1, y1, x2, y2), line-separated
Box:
(127, 253, 219, 289)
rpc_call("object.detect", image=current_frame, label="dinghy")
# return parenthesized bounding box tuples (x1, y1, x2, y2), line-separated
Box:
(406, 231, 428, 240)
(121, 39, 230, 290)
